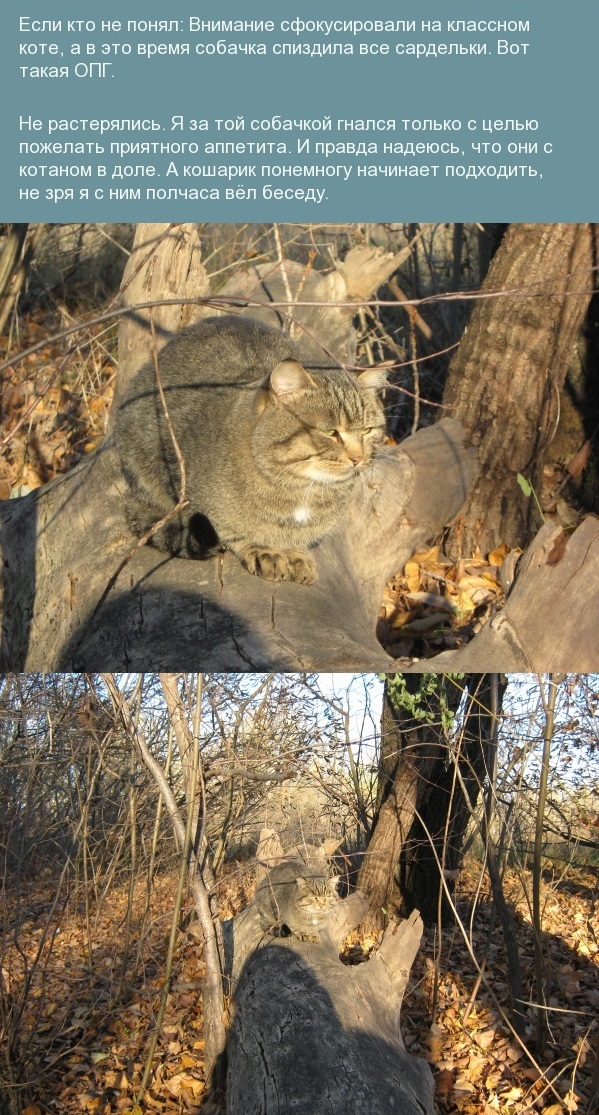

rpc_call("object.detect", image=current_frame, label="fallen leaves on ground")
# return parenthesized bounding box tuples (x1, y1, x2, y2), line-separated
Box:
(379, 544, 516, 658)
(1, 310, 115, 496)
(1, 858, 597, 1115)
(402, 860, 599, 1115)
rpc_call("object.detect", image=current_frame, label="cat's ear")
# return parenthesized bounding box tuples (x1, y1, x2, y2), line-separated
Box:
(269, 360, 316, 400)
(327, 875, 340, 894)
(295, 876, 309, 893)
(356, 367, 388, 392)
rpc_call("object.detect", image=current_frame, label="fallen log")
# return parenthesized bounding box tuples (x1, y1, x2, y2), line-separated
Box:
(223, 896, 434, 1115)
(0, 418, 476, 670)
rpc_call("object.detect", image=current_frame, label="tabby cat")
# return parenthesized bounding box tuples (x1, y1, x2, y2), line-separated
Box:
(254, 856, 341, 940)
(114, 315, 387, 584)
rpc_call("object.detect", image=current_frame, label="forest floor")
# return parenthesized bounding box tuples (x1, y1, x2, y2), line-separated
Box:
(0, 305, 116, 500)
(0, 856, 597, 1115)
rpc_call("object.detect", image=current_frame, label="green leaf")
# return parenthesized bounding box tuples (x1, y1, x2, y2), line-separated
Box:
(517, 473, 533, 497)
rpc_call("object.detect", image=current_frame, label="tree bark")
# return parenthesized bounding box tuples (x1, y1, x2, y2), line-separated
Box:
(110, 223, 208, 420)
(399, 675, 506, 924)
(357, 676, 463, 930)
(358, 676, 512, 928)
(444, 222, 598, 554)
(0, 225, 46, 337)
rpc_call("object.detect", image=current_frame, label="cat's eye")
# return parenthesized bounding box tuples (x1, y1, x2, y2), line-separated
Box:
(362, 427, 373, 434)
(324, 428, 340, 440)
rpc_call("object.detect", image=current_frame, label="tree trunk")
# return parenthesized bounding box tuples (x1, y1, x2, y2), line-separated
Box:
(400, 675, 507, 924)
(0, 226, 28, 335)
(355, 681, 423, 928)
(444, 222, 598, 554)
(110, 223, 209, 421)
(358, 676, 507, 928)
(223, 892, 433, 1115)
(357, 675, 463, 930)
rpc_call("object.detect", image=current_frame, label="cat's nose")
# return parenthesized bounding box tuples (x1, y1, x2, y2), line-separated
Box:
(343, 436, 365, 465)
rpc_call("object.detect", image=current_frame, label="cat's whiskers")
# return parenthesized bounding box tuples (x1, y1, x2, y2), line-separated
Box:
(302, 475, 336, 512)
(275, 458, 316, 486)
(276, 460, 302, 481)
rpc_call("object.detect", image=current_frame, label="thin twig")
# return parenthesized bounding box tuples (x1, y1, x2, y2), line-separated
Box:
(1, 266, 597, 376)
(272, 224, 295, 335)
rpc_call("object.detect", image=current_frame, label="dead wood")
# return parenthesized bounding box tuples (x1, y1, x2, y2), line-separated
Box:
(0, 418, 475, 670)
(110, 223, 209, 419)
(412, 517, 599, 673)
(223, 894, 433, 1115)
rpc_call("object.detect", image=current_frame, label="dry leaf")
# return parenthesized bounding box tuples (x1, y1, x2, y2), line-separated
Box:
(454, 1077, 476, 1095)
(404, 560, 421, 593)
(473, 1028, 496, 1049)
(488, 543, 510, 566)
(78, 1095, 102, 1113)
(435, 1069, 454, 1095)
(567, 439, 592, 478)
(547, 531, 568, 565)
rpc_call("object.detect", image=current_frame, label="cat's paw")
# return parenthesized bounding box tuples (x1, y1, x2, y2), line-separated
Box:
(239, 547, 317, 585)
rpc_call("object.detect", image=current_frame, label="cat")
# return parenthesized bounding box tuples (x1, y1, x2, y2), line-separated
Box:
(114, 314, 387, 585)
(254, 856, 341, 940)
